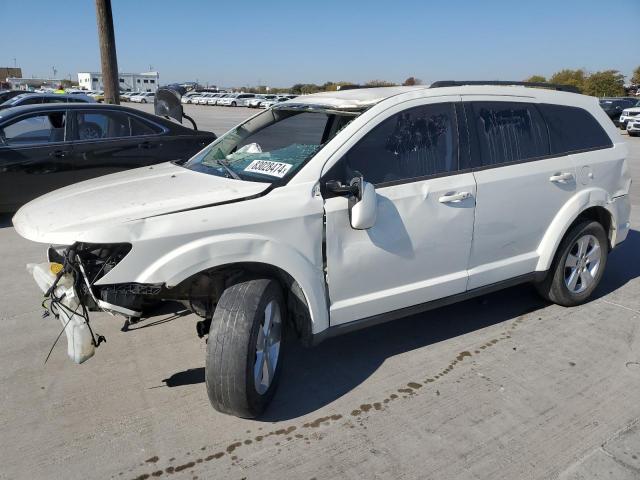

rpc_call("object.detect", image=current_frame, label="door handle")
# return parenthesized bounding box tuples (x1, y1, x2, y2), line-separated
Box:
(49, 150, 69, 158)
(549, 172, 574, 183)
(138, 141, 159, 150)
(438, 191, 472, 204)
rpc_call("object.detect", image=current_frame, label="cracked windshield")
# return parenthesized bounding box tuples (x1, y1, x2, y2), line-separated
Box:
(184, 109, 357, 182)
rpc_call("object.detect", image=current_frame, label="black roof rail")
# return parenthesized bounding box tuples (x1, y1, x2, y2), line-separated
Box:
(430, 80, 580, 94)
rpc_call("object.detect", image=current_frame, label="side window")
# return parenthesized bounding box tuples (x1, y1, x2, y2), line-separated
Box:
(74, 111, 131, 140)
(19, 97, 43, 106)
(469, 102, 549, 167)
(130, 116, 162, 136)
(538, 104, 612, 154)
(46, 97, 72, 104)
(328, 102, 458, 186)
(1, 112, 67, 145)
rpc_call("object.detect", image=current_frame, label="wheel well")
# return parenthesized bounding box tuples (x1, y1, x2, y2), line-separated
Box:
(173, 262, 313, 345)
(573, 206, 613, 249)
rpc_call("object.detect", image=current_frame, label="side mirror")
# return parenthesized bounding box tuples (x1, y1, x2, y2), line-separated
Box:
(350, 179, 377, 230)
(326, 173, 377, 230)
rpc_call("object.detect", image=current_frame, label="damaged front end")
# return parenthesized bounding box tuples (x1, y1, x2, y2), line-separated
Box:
(31, 242, 162, 364)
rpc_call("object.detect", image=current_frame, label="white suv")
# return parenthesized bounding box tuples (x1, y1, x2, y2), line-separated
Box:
(13, 82, 631, 418)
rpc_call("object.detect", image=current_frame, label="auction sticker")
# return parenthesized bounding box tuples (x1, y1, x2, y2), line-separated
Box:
(244, 160, 292, 178)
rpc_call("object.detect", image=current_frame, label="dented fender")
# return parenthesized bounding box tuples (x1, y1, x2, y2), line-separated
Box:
(89, 183, 330, 334)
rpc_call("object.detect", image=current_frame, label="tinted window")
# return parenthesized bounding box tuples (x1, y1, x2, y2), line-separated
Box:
(2, 112, 66, 145)
(329, 103, 458, 186)
(46, 97, 72, 103)
(17, 96, 43, 106)
(130, 116, 162, 136)
(470, 102, 549, 167)
(538, 104, 612, 154)
(75, 111, 131, 140)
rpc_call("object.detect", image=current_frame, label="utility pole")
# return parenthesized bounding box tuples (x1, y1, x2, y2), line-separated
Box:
(95, 0, 120, 104)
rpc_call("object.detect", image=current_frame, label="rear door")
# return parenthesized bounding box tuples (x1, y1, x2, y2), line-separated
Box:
(462, 98, 578, 289)
(0, 109, 73, 210)
(68, 109, 169, 182)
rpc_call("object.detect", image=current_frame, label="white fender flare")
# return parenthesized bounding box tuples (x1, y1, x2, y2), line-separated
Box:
(135, 234, 329, 334)
(536, 188, 617, 272)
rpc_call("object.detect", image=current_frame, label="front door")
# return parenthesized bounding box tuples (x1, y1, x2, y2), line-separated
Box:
(322, 99, 477, 326)
(0, 109, 73, 210)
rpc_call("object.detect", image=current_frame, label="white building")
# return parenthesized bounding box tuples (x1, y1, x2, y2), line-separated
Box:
(77, 71, 159, 92)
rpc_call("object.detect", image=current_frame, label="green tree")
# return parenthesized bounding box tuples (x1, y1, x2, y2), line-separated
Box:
(524, 75, 547, 83)
(60, 79, 77, 88)
(631, 66, 640, 85)
(549, 69, 587, 92)
(402, 77, 422, 86)
(365, 79, 396, 87)
(583, 70, 625, 97)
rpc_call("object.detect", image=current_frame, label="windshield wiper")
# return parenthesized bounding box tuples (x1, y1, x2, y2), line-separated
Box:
(215, 159, 241, 180)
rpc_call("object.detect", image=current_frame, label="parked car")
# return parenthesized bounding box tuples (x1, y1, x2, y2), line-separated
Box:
(626, 117, 640, 136)
(130, 92, 155, 103)
(13, 83, 630, 418)
(120, 92, 138, 101)
(0, 90, 37, 104)
(218, 93, 256, 107)
(0, 103, 216, 211)
(599, 97, 637, 126)
(247, 95, 277, 108)
(197, 93, 218, 105)
(206, 93, 226, 106)
(0, 93, 95, 110)
(618, 101, 640, 130)
(260, 96, 288, 109)
(210, 93, 231, 105)
(181, 92, 204, 104)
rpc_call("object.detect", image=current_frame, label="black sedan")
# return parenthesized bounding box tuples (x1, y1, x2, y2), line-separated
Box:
(0, 103, 216, 211)
(599, 97, 638, 126)
(0, 90, 37, 104)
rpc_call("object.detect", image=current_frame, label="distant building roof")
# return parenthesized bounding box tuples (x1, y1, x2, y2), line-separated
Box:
(0, 67, 22, 80)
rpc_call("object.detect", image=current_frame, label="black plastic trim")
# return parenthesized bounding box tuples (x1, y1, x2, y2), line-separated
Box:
(311, 272, 546, 345)
(430, 80, 580, 94)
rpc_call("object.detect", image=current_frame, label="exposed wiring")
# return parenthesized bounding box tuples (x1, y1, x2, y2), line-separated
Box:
(41, 244, 106, 363)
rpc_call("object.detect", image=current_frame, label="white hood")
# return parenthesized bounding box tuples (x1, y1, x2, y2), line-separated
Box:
(12, 162, 270, 244)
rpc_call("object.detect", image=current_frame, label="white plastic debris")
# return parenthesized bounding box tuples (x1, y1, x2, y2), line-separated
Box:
(28, 263, 95, 364)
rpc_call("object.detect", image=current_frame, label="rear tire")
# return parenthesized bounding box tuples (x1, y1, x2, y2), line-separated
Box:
(205, 278, 285, 418)
(535, 220, 608, 306)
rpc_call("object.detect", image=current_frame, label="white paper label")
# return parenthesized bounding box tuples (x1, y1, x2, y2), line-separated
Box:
(244, 160, 292, 178)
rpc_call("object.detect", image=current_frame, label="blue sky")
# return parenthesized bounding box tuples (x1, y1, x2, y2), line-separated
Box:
(1, 0, 638, 88)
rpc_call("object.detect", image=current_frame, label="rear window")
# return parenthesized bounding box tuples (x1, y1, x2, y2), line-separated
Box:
(469, 102, 550, 167)
(538, 104, 612, 154)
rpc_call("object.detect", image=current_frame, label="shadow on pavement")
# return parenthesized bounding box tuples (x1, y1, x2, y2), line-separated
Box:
(594, 229, 640, 298)
(159, 230, 640, 421)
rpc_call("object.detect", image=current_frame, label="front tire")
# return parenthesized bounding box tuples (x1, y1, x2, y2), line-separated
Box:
(231, 101, 237, 107)
(536, 220, 608, 306)
(205, 278, 285, 418)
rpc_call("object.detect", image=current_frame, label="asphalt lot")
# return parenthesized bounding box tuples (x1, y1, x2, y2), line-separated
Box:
(1, 105, 639, 480)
